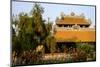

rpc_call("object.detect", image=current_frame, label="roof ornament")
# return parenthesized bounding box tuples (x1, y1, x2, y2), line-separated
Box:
(60, 12, 65, 17)
(71, 12, 75, 16)
(87, 19, 92, 24)
(60, 12, 65, 20)
(80, 13, 85, 18)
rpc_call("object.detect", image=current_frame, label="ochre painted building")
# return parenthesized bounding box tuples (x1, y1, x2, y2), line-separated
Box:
(54, 12, 95, 43)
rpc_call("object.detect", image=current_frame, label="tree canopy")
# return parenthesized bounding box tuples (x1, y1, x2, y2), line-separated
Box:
(12, 3, 55, 54)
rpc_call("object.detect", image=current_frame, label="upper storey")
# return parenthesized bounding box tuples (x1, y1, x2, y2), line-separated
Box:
(56, 12, 91, 26)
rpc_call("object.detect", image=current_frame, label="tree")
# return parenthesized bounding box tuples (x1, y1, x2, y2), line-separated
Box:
(12, 3, 57, 55)
(12, 15, 23, 55)
(31, 3, 47, 45)
(45, 21, 56, 53)
(76, 42, 96, 61)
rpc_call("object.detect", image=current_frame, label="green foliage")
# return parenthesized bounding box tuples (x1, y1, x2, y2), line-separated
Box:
(12, 3, 45, 53)
(45, 22, 52, 35)
(31, 3, 47, 44)
(76, 43, 95, 53)
(12, 3, 55, 54)
(76, 42, 96, 61)
(45, 35, 56, 53)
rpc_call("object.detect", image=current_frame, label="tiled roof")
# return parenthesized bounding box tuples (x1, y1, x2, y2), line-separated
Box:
(56, 16, 90, 25)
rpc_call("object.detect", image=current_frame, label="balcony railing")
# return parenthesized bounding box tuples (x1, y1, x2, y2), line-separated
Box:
(55, 26, 95, 31)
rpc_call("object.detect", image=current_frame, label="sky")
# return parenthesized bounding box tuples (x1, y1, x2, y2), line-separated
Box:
(12, 1, 96, 26)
